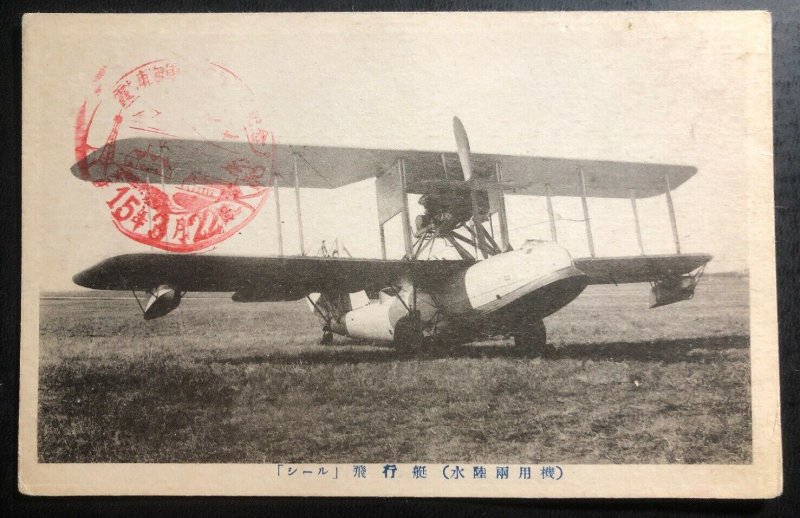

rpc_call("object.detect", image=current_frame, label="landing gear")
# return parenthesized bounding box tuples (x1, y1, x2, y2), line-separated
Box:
(393, 312, 424, 354)
(513, 320, 555, 358)
(320, 324, 334, 345)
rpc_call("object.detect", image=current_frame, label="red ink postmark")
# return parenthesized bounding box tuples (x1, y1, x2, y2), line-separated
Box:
(73, 59, 275, 252)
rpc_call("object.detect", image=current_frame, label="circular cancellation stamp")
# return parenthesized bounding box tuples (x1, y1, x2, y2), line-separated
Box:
(73, 59, 275, 252)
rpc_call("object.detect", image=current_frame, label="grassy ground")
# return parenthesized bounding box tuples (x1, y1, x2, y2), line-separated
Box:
(38, 276, 750, 464)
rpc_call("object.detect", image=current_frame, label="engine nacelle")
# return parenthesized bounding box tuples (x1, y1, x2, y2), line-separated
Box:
(143, 285, 182, 320)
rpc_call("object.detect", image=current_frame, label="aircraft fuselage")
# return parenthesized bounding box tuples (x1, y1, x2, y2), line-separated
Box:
(325, 240, 588, 344)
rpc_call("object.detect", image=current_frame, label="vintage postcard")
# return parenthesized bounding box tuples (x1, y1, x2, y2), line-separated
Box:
(19, 12, 780, 497)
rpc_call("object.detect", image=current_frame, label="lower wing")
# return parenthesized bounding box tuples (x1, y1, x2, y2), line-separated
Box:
(73, 254, 470, 301)
(573, 253, 711, 285)
(574, 253, 712, 308)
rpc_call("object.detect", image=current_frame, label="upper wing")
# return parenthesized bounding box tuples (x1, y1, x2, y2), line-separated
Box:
(73, 138, 695, 198)
(574, 253, 711, 285)
(465, 154, 695, 199)
(73, 254, 470, 300)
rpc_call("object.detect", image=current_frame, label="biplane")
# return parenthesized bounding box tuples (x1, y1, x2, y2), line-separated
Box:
(72, 117, 711, 356)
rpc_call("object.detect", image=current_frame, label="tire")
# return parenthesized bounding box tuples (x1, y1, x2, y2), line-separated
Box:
(393, 314, 424, 354)
(513, 320, 555, 358)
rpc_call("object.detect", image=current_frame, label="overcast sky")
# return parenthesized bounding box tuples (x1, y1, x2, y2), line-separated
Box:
(23, 12, 771, 290)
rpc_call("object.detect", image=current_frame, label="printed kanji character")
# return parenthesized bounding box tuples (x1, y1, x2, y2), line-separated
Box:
(153, 65, 165, 82)
(217, 205, 236, 224)
(172, 216, 190, 244)
(382, 464, 397, 479)
(130, 206, 149, 230)
(443, 465, 464, 480)
(136, 69, 150, 88)
(113, 80, 135, 107)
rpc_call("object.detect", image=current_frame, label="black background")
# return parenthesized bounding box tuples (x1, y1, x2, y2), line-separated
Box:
(2, 1, 798, 516)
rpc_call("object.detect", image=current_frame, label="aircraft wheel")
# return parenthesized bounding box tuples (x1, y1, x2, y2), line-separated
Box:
(394, 314, 424, 354)
(513, 320, 555, 358)
(320, 324, 334, 345)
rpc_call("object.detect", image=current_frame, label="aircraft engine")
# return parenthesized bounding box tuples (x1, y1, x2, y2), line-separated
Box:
(143, 285, 182, 320)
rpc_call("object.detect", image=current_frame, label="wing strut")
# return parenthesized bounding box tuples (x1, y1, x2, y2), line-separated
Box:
(272, 167, 283, 256)
(545, 183, 558, 242)
(629, 188, 645, 255)
(292, 153, 306, 255)
(578, 167, 595, 257)
(375, 158, 415, 259)
(664, 175, 681, 254)
(399, 159, 414, 258)
(113, 262, 147, 317)
(494, 162, 511, 250)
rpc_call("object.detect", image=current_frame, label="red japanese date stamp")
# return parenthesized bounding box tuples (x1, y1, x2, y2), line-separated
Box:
(73, 59, 275, 252)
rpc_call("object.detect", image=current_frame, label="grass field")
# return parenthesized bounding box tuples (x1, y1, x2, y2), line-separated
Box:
(38, 276, 751, 464)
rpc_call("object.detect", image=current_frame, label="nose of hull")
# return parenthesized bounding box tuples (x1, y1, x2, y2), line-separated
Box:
(493, 266, 588, 323)
(461, 241, 588, 330)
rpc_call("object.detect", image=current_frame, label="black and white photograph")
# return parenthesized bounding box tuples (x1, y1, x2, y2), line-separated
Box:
(19, 11, 779, 497)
